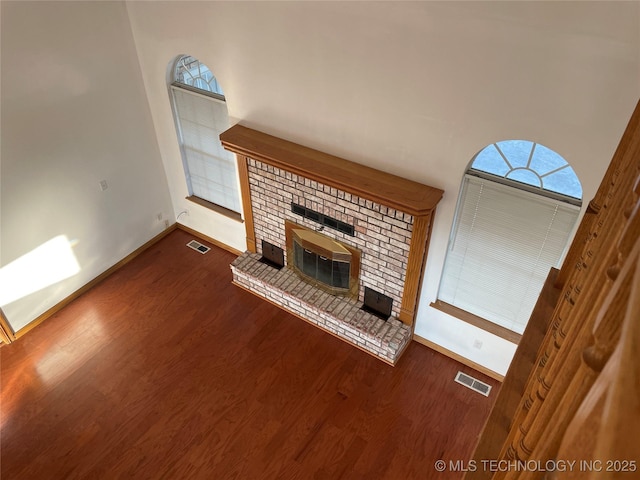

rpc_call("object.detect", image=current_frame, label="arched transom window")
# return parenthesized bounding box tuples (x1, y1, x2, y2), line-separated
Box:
(174, 55, 225, 96)
(470, 140, 582, 202)
(437, 140, 582, 337)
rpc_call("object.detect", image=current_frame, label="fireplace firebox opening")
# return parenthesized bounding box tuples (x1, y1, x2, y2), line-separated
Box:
(285, 220, 360, 297)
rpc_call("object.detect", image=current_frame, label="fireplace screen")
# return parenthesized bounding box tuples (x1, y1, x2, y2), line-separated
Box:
(293, 239, 350, 290)
(285, 221, 360, 297)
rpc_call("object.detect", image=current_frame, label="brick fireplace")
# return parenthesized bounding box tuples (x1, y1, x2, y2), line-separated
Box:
(221, 125, 443, 365)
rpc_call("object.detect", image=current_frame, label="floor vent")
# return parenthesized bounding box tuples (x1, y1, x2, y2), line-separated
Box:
(186, 240, 210, 254)
(454, 371, 492, 396)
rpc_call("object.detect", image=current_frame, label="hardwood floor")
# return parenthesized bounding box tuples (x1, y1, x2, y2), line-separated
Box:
(1, 229, 499, 479)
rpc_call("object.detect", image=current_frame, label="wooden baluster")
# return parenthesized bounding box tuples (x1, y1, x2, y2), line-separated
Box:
(505, 157, 637, 450)
(465, 100, 640, 480)
(556, 99, 640, 287)
(553, 253, 639, 480)
(586, 173, 640, 479)
(588, 255, 640, 479)
(495, 157, 640, 479)
(552, 355, 613, 480)
(506, 157, 640, 480)
(522, 242, 636, 480)
(553, 186, 640, 479)
(502, 210, 603, 461)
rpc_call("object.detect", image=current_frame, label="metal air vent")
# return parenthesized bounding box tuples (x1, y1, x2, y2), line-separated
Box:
(186, 240, 210, 254)
(454, 371, 492, 397)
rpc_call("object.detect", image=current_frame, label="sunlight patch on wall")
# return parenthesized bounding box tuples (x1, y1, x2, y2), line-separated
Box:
(0, 235, 81, 307)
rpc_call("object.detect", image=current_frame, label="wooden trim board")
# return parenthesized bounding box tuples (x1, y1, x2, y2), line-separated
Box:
(186, 195, 243, 223)
(235, 154, 257, 253)
(8, 223, 244, 342)
(220, 124, 444, 217)
(0, 307, 16, 344)
(13, 225, 179, 339)
(413, 333, 505, 382)
(430, 300, 522, 344)
(399, 213, 432, 326)
(176, 224, 243, 256)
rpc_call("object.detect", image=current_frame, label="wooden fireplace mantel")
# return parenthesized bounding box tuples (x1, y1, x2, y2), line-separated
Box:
(220, 124, 443, 217)
(221, 123, 444, 328)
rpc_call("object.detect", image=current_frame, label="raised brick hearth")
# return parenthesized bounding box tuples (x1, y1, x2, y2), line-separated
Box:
(231, 252, 412, 364)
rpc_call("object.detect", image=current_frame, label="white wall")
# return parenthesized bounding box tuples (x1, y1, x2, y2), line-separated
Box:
(126, 0, 639, 376)
(0, 1, 173, 332)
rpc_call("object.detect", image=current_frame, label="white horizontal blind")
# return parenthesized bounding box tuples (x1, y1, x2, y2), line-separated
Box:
(172, 86, 241, 213)
(438, 174, 579, 334)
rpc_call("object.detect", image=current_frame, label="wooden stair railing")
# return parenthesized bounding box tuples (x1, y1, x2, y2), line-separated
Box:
(465, 99, 640, 480)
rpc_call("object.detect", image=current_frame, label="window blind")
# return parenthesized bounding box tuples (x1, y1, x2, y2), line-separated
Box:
(171, 86, 241, 213)
(438, 174, 579, 334)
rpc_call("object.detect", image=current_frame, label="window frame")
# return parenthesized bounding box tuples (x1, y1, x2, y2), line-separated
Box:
(168, 55, 243, 222)
(435, 141, 582, 340)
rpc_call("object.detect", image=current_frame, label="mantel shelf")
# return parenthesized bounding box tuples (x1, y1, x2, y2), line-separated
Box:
(220, 124, 444, 217)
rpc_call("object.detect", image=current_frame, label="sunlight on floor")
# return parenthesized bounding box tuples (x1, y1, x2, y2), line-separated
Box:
(1, 305, 106, 428)
(0, 235, 81, 306)
(33, 305, 106, 385)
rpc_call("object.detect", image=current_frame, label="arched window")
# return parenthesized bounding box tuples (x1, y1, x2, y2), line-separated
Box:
(169, 55, 241, 216)
(174, 55, 224, 95)
(470, 140, 582, 202)
(437, 141, 582, 336)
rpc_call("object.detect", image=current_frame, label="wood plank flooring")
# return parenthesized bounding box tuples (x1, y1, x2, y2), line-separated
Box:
(1, 229, 499, 479)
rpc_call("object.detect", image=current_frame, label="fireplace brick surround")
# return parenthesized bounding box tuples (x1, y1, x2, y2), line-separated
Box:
(222, 125, 443, 365)
(247, 158, 412, 318)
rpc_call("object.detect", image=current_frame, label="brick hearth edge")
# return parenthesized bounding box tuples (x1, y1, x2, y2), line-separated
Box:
(231, 252, 412, 365)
